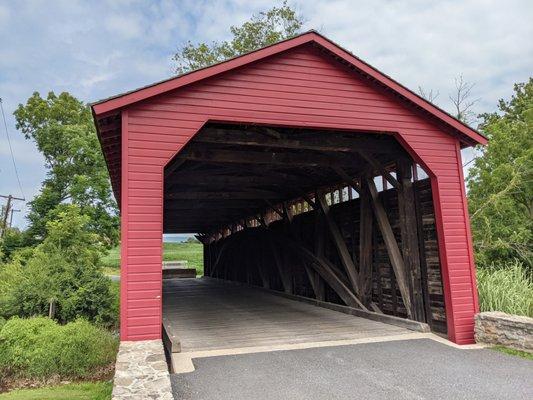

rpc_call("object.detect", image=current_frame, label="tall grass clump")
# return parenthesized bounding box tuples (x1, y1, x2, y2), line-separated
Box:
(477, 261, 533, 317)
(0, 317, 118, 382)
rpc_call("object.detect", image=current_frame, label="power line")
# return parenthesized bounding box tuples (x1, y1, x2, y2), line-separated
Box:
(0, 97, 25, 199)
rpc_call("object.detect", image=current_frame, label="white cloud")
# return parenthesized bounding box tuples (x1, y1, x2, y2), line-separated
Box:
(105, 14, 143, 39)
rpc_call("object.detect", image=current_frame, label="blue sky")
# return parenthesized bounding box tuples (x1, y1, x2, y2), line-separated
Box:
(1, 0, 532, 229)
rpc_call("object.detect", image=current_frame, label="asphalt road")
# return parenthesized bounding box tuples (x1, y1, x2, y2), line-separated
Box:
(171, 339, 533, 400)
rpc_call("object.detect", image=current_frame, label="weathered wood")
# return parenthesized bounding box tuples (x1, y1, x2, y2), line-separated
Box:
(163, 279, 413, 354)
(358, 180, 373, 307)
(312, 211, 326, 301)
(269, 239, 292, 294)
(365, 177, 413, 318)
(166, 190, 284, 200)
(179, 146, 350, 167)
(357, 152, 400, 189)
(256, 242, 270, 289)
(165, 200, 264, 210)
(333, 167, 361, 194)
(316, 192, 361, 296)
(209, 233, 241, 277)
(374, 224, 384, 310)
(264, 200, 284, 218)
(397, 159, 425, 322)
(271, 231, 367, 310)
(197, 128, 402, 153)
(414, 181, 434, 329)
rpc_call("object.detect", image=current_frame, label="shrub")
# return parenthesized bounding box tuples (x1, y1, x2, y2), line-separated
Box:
(477, 261, 533, 317)
(0, 317, 118, 380)
(0, 206, 118, 329)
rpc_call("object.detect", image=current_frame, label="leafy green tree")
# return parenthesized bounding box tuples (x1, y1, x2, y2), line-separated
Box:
(0, 228, 25, 261)
(467, 79, 533, 269)
(14, 92, 118, 246)
(173, 1, 304, 74)
(0, 206, 118, 328)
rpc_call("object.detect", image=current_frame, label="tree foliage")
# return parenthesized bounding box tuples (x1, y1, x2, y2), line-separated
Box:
(173, 1, 304, 74)
(14, 92, 118, 246)
(467, 79, 533, 269)
(0, 206, 118, 328)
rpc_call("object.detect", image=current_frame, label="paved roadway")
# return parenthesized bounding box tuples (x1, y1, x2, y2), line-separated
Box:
(171, 338, 533, 400)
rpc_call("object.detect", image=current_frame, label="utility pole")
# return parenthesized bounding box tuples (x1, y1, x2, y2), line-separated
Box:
(0, 194, 25, 237)
(9, 209, 21, 228)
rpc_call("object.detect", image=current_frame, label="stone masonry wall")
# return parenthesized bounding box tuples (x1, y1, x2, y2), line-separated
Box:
(475, 312, 533, 351)
(112, 339, 173, 400)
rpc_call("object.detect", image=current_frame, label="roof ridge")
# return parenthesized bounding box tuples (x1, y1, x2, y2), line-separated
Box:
(92, 30, 487, 146)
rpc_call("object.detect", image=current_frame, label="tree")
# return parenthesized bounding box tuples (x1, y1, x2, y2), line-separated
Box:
(449, 75, 479, 125)
(417, 86, 439, 104)
(14, 92, 119, 246)
(467, 79, 532, 269)
(173, 1, 304, 74)
(0, 206, 118, 328)
(418, 75, 479, 124)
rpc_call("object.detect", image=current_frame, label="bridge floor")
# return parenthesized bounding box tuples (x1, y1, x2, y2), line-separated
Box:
(162, 278, 411, 353)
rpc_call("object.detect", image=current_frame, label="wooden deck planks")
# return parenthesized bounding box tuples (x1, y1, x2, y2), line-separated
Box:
(163, 278, 411, 352)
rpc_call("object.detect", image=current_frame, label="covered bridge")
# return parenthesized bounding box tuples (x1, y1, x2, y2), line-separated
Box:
(92, 31, 486, 347)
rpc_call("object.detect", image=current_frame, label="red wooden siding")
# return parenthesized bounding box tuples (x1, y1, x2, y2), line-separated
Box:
(120, 44, 479, 344)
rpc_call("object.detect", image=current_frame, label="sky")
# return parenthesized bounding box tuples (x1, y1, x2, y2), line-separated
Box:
(1, 0, 532, 229)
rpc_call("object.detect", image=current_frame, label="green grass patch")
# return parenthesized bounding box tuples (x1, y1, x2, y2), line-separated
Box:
(0, 381, 112, 400)
(491, 346, 533, 360)
(102, 242, 203, 275)
(477, 261, 533, 317)
(0, 317, 118, 381)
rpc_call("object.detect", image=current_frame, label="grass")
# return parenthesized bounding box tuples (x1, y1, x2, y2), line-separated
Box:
(0, 317, 118, 381)
(102, 242, 203, 276)
(491, 346, 533, 360)
(477, 261, 533, 317)
(0, 382, 112, 400)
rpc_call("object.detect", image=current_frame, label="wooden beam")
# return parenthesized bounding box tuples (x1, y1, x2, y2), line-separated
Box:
(256, 241, 270, 289)
(264, 200, 284, 219)
(196, 128, 401, 153)
(413, 180, 434, 329)
(165, 200, 263, 210)
(165, 174, 301, 187)
(358, 179, 374, 307)
(303, 262, 321, 299)
(312, 211, 326, 301)
(397, 159, 425, 322)
(166, 190, 284, 200)
(365, 177, 413, 318)
(332, 166, 361, 194)
(316, 192, 361, 296)
(357, 152, 400, 189)
(300, 193, 317, 210)
(179, 146, 349, 167)
(270, 231, 367, 310)
(269, 239, 292, 294)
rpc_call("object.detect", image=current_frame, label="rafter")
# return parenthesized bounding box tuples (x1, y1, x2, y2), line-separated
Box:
(178, 146, 352, 168)
(357, 152, 400, 189)
(196, 128, 400, 154)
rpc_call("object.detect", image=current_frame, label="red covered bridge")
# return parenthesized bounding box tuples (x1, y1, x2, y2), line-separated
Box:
(92, 31, 486, 347)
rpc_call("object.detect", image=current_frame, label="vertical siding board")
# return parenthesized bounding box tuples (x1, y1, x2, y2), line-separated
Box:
(120, 46, 478, 344)
(120, 110, 129, 341)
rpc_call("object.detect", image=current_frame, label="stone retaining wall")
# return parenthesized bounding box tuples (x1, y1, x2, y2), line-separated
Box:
(475, 312, 533, 351)
(112, 339, 173, 400)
